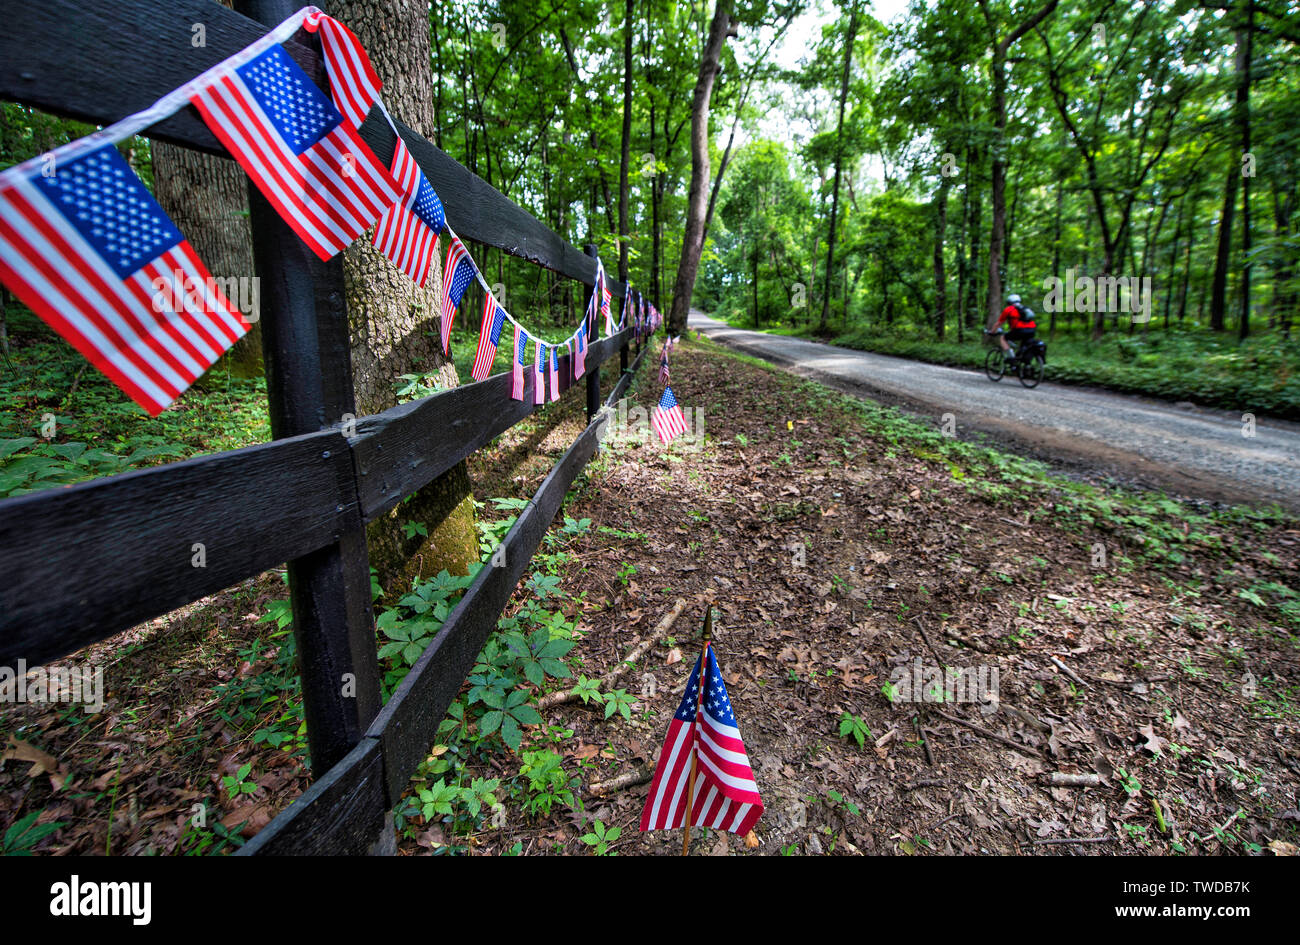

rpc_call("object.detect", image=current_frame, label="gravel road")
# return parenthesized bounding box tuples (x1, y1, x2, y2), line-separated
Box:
(691, 312, 1300, 511)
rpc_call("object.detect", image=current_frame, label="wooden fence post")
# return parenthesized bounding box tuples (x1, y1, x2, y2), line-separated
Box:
(236, 0, 383, 790)
(584, 244, 602, 422)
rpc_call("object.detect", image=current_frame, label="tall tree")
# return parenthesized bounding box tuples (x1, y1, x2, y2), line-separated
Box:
(818, 0, 859, 334)
(668, 0, 737, 336)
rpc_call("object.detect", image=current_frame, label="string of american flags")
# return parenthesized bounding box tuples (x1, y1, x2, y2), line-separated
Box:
(0, 3, 693, 442)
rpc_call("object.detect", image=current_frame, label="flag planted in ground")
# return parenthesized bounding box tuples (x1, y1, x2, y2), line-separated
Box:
(190, 44, 399, 261)
(511, 324, 529, 401)
(640, 642, 763, 835)
(651, 386, 688, 444)
(372, 135, 443, 286)
(472, 290, 506, 381)
(658, 339, 671, 386)
(441, 235, 475, 354)
(0, 144, 249, 417)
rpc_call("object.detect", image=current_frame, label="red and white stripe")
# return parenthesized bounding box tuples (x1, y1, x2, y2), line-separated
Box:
(190, 68, 399, 261)
(511, 324, 526, 401)
(548, 346, 560, 402)
(533, 343, 547, 406)
(373, 137, 439, 286)
(652, 403, 687, 444)
(472, 292, 502, 381)
(441, 237, 470, 354)
(303, 11, 383, 128)
(0, 178, 247, 417)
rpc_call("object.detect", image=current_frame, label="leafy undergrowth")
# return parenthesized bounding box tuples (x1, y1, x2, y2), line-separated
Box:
(721, 310, 1300, 420)
(2, 335, 1298, 855)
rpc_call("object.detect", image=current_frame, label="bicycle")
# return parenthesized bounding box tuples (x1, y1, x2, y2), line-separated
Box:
(984, 330, 1046, 388)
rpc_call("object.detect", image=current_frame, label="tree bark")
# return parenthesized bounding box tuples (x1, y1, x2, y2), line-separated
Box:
(933, 176, 949, 340)
(668, 0, 736, 337)
(818, 1, 859, 335)
(618, 0, 634, 283)
(332, 0, 478, 593)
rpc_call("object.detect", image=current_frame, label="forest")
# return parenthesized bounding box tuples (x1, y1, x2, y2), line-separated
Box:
(0, 0, 1298, 872)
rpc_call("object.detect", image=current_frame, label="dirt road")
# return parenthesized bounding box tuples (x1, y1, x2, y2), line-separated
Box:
(691, 312, 1300, 510)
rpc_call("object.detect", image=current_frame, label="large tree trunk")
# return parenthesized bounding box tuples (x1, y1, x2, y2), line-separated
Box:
(818, 1, 859, 335)
(1236, 16, 1253, 341)
(333, 0, 478, 594)
(933, 175, 949, 340)
(980, 0, 1060, 330)
(618, 0, 634, 283)
(1210, 167, 1238, 332)
(668, 0, 736, 337)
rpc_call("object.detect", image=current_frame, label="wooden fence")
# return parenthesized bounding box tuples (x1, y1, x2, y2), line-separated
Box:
(0, 0, 649, 854)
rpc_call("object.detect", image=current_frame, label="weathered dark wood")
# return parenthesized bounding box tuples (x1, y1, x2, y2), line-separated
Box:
(0, 431, 352, 667)
(238, 0, 380, 776)
(236, 738, 387, 855)
(350, 326, 632, 521)
(0, 0, 320, 155)
(366, 420, 603, 802)
(0, 0, 631, 295)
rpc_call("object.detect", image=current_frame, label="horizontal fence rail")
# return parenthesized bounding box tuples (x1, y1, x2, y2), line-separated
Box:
(0, 0, 654, 854)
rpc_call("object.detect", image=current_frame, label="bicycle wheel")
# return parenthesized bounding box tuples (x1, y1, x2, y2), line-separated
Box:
(984, 349, 1006, 382)
(1018, 354, 1045, 388)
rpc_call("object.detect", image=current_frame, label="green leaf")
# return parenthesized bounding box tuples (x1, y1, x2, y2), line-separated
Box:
(479, 710, 504, 735)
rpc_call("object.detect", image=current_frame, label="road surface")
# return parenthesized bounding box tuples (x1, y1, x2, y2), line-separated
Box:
(690, 312, 1300, 511)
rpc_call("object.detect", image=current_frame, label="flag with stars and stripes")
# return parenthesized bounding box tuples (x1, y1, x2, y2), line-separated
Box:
(549, 345, 561, 402)
(372, 135, 443, 286)
(658, 337, 671, 386)
(640, 642, 763, 835)
(472, 290, 506, 381)
(598, 262, 613, 336)
(533, 341, 547, 406)
(0, 143, 249, 417)
(302, 10, 382, 128)
(190, 43, 399, 261)
(573, 322, 587, 380)
(441, 235, 475, 354)
(510, 324, 529, 401)
(651, 385, 688, 444)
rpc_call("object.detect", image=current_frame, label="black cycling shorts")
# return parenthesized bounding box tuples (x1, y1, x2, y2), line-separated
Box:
(1007, 327, 1036, 344)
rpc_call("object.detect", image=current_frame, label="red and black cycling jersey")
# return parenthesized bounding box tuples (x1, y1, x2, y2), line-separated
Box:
(997, 304, 1036, 331)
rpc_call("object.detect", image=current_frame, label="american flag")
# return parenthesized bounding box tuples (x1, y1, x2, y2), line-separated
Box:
(640, 642, 763, 835)
(441, 235, 475, 355)
(573, 322, 587, 380)
(533, 342, 547, 406)
(549, 345, 561, 402)
(302, 11, 382, 128)
(0, 144, 248, 417)
(372, 135, 443, 286)
(652, 386, 688, 444)
(510, 324, 529, 401)
(190, 44, 399, 261)
(599, 263, 613, 336)
(658, 340, 671, 386)
(472, 290, 506, 381)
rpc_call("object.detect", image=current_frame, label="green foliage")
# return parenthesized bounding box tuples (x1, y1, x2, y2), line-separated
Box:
(2, 810, 63, 855)
(579, 819, 621, 855)
(838, 711, 872, 748)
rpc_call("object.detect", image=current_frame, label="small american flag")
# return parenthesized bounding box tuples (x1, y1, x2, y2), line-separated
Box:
(573, 322, 587, 380)
(510, 324, 529, 401)
(190, 44, 399, 261)
(658, 341, 670, 386)
(441, 235, 475, 355)
(302, 11, 382, 128)
(652, 386, 688, 444)
(0, 144, 248, 417)
(549, 345, 561, 402)
(372, 135, 443, 286)
(472, 290, 506, 381)
(533, 341, 547, 406)
(599, 263, 613, 336)
(640, 642, 763, 835)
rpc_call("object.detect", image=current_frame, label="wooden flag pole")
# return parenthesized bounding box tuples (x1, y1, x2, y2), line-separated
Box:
(681, 606, 713, 856)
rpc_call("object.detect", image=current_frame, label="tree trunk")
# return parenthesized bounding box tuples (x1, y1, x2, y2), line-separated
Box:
(618, 0, 634, 283)
(818, 1, 859, 335)
(1236, 16, 1253, 341)
(933, 176, 949, 340)
(667, 0, 736, 336)
(332, 0, 478, 594)
(1210, 167, 1238, 332)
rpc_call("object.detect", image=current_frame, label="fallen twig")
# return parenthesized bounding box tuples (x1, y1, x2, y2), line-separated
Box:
(587, 763, 655, 796)
(1050, 655, 1091, 690)
(1043, 772, 1102, 788)
(539, 597, 687, 709)
(932, 708, 1049, 760)
(1032, 836, 1110, 845)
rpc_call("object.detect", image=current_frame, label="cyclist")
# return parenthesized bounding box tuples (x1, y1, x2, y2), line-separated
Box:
(993, 293, 1037, 362)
